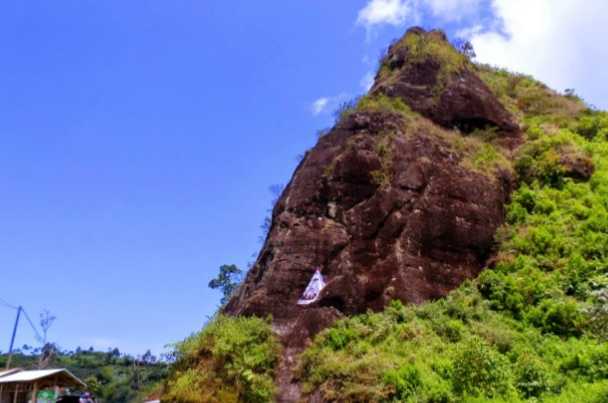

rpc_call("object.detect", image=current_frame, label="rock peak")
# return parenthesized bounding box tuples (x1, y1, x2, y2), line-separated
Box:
(372, 27, 519, 135)
(225, 27, 518, 347)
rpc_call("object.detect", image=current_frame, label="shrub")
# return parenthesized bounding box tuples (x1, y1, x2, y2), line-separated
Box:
(525, 297, 584, 337)
(514, 354, 551, 398)
(543, 381, 608, 403)
(451, 337, 514, 398)
(561, 343, 608, 382)
(356, 94, 412, 117)
(573, 110, 608, 140)
(163, 315, 280, 403)
(325, 326, 358, 351)
(383, 364, 422, 400)
(432, 319, 464, 343)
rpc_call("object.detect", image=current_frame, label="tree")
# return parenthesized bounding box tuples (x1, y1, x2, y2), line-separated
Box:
(564, 88, 578, 98)
(84, 375, 102, 397)
(453, 39, 476, 59)
(39, 309, 56, 345)
(208, 264, 243, 305)
(38, 343, 58, 369)
(141, 350, 157, 364)
(38, 310, 57, 369)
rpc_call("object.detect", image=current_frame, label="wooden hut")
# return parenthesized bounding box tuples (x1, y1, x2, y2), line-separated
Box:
(0, 369, 85, 403)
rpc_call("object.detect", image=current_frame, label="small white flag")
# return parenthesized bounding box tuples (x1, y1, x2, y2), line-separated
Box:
(297, 269, 326, 305)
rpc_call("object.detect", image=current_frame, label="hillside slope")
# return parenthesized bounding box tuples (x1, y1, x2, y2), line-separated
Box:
(163, 27, 608, 402)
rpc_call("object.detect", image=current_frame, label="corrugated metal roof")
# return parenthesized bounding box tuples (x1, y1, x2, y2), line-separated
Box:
(0, 369, 22, 378)
(0, 369, 85, 386)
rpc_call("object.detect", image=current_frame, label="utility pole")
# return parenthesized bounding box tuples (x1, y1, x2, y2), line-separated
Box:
(5, 306, 22, 370)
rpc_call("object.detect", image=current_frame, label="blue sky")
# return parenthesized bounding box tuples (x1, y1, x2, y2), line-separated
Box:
(0, 0, 606, 356)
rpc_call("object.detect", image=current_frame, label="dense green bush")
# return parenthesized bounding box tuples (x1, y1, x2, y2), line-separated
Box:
(452, 337, 514, 398)
(572, 110, 608, 140)
(514, 354, 551, 399)
(299, 287, 608, 402)
(514, 121, 592, 186)
(163, 315, 280, 403)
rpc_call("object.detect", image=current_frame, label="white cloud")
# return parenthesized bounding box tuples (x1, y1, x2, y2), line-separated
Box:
(455, 24, 483, 39)
(357, 0, 482, 28)
(357, 0, 412, 27)
(311, 97, 330, 116)
(355, 0, 608, 108)
(470, 0, 608, 108)
(311, 94, 350, 117)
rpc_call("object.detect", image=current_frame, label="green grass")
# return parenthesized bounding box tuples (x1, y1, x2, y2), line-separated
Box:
(370, 132, 396, 187)
(163, 315, 281, 403)
(356, 94, 414, 118)
(514, 118, 593, 187)
(379, 29, 469, 94)
(477, 65, 586, 123)
(399, 30, 468, 76)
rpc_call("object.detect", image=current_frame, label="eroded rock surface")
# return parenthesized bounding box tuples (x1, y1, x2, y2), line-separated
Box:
(225, 28, 519, 348)
(372, 27, 519, 135)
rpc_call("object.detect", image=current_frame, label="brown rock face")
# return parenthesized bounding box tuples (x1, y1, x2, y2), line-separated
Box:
(225, 27, 518, 344)
(372, 27, 519, 135)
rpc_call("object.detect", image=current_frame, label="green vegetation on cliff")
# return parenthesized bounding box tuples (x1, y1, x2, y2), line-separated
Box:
(163, 31, 608, 402)
(163, 315, 280, 403)
(297, 71, 608, 402)
(378, 29, 470, 95)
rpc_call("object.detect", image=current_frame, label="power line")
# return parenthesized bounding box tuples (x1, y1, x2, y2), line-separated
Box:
(1, 298, 45, 344)
(0, 297, 17, 310)
(2, 298, 48, 370)
(21, 308, 43, 343)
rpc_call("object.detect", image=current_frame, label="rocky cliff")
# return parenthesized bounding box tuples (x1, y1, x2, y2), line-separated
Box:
(225, 27, 521, 343)
(164, 26, 608, 403)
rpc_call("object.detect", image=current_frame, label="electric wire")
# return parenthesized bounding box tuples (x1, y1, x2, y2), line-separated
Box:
(0, 297, 17, 310)
(21, 308, 43, 343)
(1, 298, 45, 345)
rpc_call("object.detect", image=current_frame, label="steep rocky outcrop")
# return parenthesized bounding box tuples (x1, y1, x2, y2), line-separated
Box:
(225, 28, 520, 347)
(372, 27, 519, 135)
(160, 26, 608, 403)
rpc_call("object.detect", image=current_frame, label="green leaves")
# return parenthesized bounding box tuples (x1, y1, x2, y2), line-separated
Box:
(572, 110, 608, 140)
(208, 264, 242, 305)
(164, 315, 280, 403)
(383, 364, 422, 401)
(452, 337, 515, 398)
